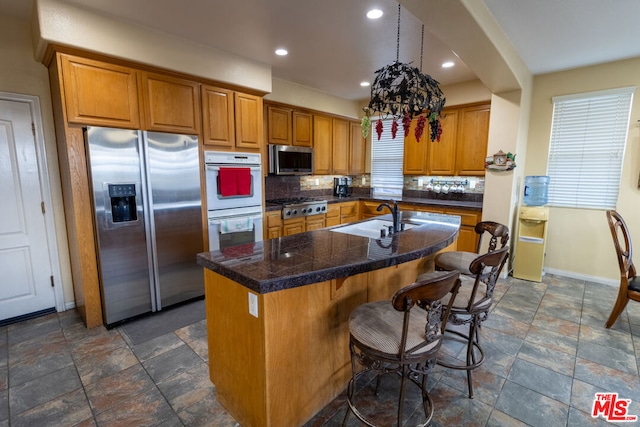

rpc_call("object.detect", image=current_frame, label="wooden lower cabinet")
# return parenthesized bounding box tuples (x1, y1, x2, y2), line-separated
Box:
(203, 254, 448, 427)
(305, 215, 326, 231)
(339, 201, 358, 223)
(325, 204, 340, 227)
(398, 203, 480, 252)
(359, 201, 385, 219)
(266, 201, 480, 252)
(283, 217, 305, 236)
(264, 211, 282, 240)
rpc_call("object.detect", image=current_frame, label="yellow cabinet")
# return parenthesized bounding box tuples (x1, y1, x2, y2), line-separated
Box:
(140, 71, 200, 134)
(59, 54, 140, 128)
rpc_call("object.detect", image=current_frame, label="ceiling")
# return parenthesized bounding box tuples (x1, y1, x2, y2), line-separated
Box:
(3, 0, 640, 101)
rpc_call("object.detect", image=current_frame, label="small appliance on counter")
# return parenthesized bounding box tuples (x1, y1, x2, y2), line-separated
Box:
(333, 177, 352, 198)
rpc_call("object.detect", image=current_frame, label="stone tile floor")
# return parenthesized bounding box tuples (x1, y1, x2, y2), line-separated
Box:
(1, 274, 639, 426)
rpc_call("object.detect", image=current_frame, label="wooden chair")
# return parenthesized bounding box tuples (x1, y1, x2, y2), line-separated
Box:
(605, 210, 640, 328)
(434, 221, 509, 276)
(423, 245, 509, 399)
(344, 270, 461, 427)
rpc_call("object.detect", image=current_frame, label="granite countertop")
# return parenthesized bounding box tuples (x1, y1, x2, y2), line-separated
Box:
(197, 211, 460, 294)
(265, 195, 483, 212)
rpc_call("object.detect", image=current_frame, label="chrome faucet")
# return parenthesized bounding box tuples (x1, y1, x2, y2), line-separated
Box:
(376, 200, 402, 234)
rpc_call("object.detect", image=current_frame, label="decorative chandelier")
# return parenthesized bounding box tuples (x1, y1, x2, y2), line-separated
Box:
(363, 3, 446, 142)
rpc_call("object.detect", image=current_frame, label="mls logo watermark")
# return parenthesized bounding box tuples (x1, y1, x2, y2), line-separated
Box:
(592, 393, 638, 422)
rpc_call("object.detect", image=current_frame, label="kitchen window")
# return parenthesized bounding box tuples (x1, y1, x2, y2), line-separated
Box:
(547, 86, 635, 209)
(371, 118, 404, 198)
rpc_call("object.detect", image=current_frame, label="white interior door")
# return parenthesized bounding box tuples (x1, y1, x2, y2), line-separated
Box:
(0, 96, 57, 321)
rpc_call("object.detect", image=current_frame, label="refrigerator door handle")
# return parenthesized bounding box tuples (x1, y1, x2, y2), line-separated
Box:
(139, 130, 160, 312)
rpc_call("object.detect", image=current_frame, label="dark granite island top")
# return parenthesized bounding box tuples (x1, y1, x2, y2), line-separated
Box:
(197, 211, 461, 294)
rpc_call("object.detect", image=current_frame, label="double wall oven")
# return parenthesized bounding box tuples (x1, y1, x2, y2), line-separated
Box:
(204, 151, 263, 252)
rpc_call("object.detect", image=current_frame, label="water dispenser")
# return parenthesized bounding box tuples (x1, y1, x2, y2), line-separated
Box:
(523, 176, 549, 206)
(108, 184, 137, 223)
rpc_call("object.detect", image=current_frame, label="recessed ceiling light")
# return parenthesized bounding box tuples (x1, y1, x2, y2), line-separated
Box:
(360, 81, 370, 87)
(366, 9, 383, 19)
(442, 61, 455, 68)
(275, 48, 288, 56)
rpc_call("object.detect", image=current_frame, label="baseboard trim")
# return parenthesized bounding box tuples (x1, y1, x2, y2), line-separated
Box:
(0, 307, 57, 328)
(543, 267, 618, 287)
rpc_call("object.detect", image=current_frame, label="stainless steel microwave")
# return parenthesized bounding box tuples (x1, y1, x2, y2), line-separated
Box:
(268, 144, 314, 175)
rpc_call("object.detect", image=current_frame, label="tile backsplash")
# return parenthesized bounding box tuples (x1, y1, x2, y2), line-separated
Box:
(265, 174, 484, 200)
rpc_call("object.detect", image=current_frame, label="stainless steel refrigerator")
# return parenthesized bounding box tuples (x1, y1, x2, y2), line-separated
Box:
(85, 126, 204, 327)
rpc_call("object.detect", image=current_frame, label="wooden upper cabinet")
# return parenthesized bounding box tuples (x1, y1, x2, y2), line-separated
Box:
(201, 85, 235, 148)
(235, 92, 263, 150)
(60, 54, 140, 128)
(349, 121, 365, 175)
(266, 106, 292, 145)
(455, 104, 490, 176)
(403, 119, 428, 175)
(403, 102, 490, 176)
(427, 109, 458, 175)
(140, 71, 200, 134)
(292, 111, 313, 147)
(332, 118, 350, 175)
(313, 115, 332, 174)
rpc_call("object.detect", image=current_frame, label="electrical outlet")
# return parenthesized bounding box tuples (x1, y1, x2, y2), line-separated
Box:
(470, 178, 476, 189)
(418, 178, 424, 187)
(248, 292, 258, 317)
(362, 176, 366, 185)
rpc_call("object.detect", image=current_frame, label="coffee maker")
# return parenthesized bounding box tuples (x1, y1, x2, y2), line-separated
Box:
(333, 177, 352, 198)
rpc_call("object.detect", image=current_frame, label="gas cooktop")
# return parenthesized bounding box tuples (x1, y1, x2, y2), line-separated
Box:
(266, 197, 328, 219)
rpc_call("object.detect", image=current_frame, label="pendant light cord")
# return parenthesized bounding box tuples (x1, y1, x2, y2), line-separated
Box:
(396, 2, 401, 62)
(420, 24, 425, 72)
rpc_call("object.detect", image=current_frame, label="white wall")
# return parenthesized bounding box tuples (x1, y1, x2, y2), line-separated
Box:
(33, 0, 272, 94)
(0, 14, 74, 306)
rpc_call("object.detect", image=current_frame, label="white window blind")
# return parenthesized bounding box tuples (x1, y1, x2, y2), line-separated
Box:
(371, 118, 404, 198)
(547, 87, 635, 209)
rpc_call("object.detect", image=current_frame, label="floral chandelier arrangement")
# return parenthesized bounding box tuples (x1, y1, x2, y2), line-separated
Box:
(362, 3, 446, 143)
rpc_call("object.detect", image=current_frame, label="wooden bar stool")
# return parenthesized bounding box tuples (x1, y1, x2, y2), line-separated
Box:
(422, 246, 509, 399)
(435, 221, 509, 276)
(344, 270, 461, 427)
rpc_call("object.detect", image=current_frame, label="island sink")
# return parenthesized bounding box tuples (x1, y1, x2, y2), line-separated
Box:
(330, 218, 416, 239)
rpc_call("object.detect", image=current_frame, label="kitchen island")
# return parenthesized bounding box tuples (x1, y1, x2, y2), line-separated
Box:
(196, 211, 460, 427)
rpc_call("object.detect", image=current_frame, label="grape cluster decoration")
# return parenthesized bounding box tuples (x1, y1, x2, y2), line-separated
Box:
(365, 60, 446, 143)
